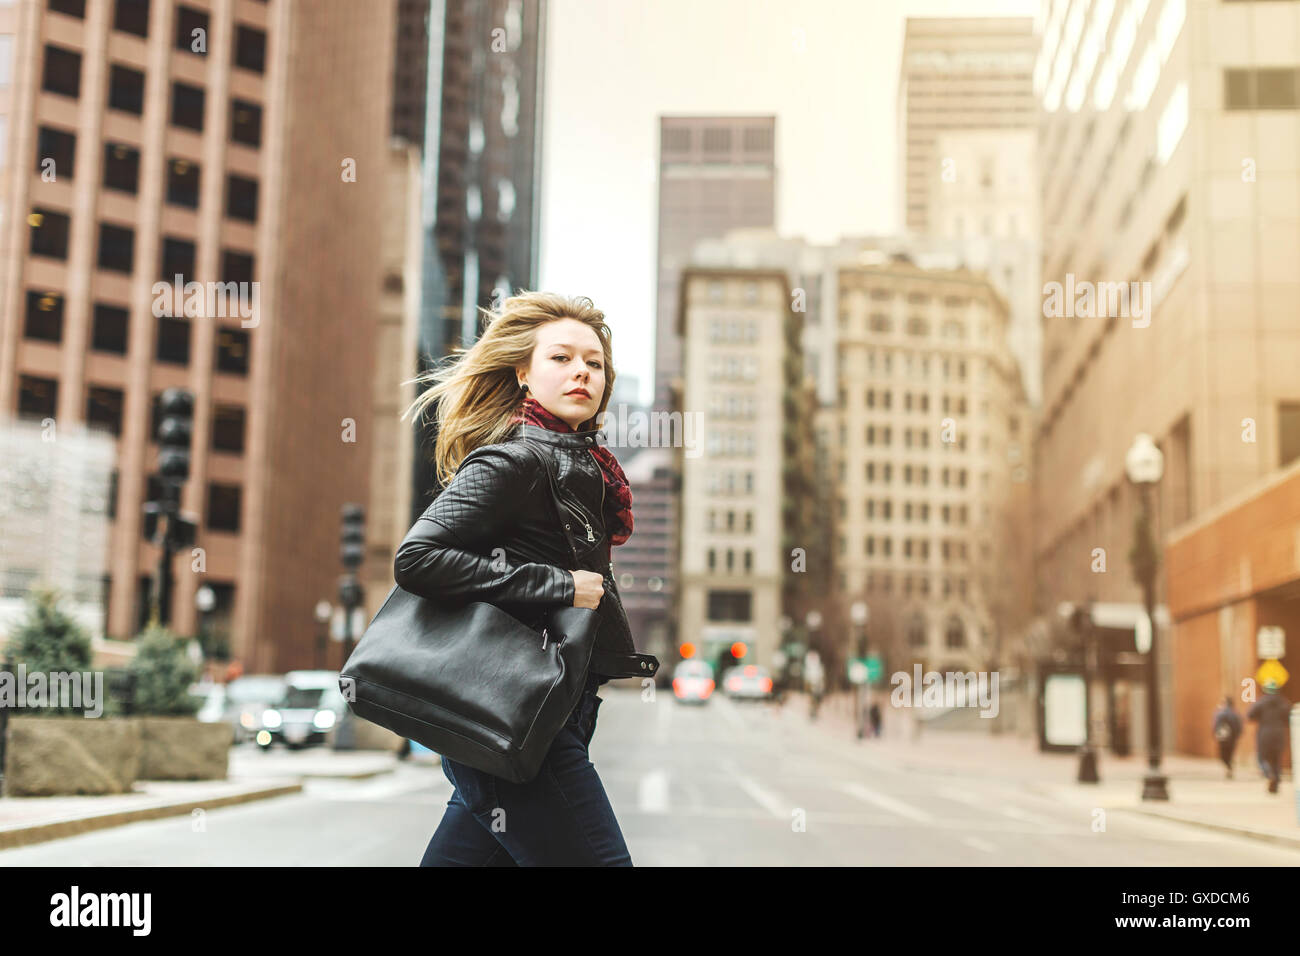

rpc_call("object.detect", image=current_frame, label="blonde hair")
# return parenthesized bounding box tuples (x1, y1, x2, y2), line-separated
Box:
(403, 290, 616, 488)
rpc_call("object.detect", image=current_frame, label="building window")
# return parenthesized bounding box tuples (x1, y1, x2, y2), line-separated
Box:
(1226, 67, 1300, 110)
(156, 317, 191, 365)
(945, 616, 965, 649)
(207, 483, 242, 533)
(706, 589, 752, 622)
(160, 236, 195, 281)
(42, 44, 81, 98)
(215, 326, 250, 375)
(30, 208, 71, 260)
(1280, 403, 1300, 468)
(707, 548, 715, 571)
(211, 404, 245, 454)
(175, 5, 209, 53)
(234, 25, 266, 73)
(92, 304, 129, 354)
(908, 616, 926, 648)
(17, 375, 58, 420)
(108, 64, 145, 114)
(226, 175, 258, 222)
(86, 386, 124, 436)
(113, 0, 150, 37)
(24, 290, 64, 342)
(103, 142, 140, 193)
(49, 0, 87, 17)
(171, 81, 205, 130)
(222, 249, 255, 284)
(98, 223, 135, 273)
(230, 99, 262, 147)
(166, 158, 200, 207)
(35, 126, 76, 180)
(743, 550, 752, 572)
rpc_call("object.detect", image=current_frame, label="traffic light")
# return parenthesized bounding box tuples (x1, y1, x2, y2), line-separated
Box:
(156, 388, 194, 483)
(340, 504, 365, 571)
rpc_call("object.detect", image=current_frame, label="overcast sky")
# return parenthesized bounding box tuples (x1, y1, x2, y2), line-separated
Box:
(537, 0, 1039, 406)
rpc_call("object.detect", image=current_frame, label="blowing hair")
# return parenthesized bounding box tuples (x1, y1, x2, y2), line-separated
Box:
(402, 290, 617, 489)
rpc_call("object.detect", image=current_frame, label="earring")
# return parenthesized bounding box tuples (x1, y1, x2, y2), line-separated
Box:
(519, 381, 529, 393)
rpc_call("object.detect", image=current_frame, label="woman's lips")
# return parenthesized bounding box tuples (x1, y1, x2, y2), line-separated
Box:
(566, 390, 591, 399)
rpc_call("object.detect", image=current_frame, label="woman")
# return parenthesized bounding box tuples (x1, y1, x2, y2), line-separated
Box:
(394, 291, 658, 866)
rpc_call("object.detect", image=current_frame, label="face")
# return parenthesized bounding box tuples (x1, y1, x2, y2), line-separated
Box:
(518, 317, 607, 430)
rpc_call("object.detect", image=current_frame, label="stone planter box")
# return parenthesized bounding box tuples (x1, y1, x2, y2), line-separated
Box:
(138, 717, 232, 781)
(2, 716, 141, 796)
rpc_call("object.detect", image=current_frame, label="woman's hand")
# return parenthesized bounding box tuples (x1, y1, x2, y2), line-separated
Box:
(570, 570, 605, 609)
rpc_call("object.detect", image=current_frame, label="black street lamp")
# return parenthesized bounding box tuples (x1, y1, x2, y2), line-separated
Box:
(1126, 433, 1169, 801)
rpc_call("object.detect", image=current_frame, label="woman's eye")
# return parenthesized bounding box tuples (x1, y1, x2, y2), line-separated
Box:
(588, 362, 602, 370)
(551, 354, 568, 362)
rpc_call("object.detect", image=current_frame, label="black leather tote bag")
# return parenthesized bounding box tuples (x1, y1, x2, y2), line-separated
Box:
(339, 441, 599, 784)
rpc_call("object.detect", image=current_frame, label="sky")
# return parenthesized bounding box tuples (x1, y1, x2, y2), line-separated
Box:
(537, 0, 1040, 406)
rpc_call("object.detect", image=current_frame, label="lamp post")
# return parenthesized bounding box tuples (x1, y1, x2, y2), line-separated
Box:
(314, 600, 332, 670)
(1126, 433, 1169, 801)
(194, 584, 215, 678)
(850, 601, 869, 738)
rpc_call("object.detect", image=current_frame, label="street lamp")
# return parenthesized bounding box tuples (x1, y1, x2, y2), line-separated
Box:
(850, 601, 870, 738)
(1126, 433, 1168, 801)
(191, 584, 215, 673)
(314, 600, 332, 670)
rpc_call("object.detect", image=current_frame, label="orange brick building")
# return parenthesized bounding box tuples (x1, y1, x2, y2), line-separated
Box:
(1165, 458, 1300, 762)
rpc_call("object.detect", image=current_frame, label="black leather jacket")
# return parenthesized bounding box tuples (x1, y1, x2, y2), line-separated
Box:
(393, 423, 660, 682)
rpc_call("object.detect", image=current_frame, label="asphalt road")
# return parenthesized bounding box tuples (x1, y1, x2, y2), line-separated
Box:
(3, 688, 1299, 866)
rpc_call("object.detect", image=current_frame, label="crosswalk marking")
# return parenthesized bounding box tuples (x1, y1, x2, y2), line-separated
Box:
(638, 769, 671, 814)
(722, 760, 788, 819)
(836, 781, 935, 823)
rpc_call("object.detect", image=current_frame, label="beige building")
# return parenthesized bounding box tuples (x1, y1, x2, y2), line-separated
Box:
(1033, 0, 1300, 753)
(675, 267, 809, 673)
(897, 16, 1037, 236)
(833, 259, 1030, 674)
(0, 0, 395, 672)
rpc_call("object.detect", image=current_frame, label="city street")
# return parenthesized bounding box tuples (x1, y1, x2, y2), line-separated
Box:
(2, 688, 1297, 867)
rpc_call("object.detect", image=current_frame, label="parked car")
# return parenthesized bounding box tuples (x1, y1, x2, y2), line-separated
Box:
(256, 671, 348, 751)
(224, 674, 288, 743)
(188, 682, 227, 723)
(722, 664, 773, 701)
(671, 659, 715, 704)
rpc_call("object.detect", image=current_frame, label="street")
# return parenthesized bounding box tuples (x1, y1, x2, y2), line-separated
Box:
(2, 688, 1297, 866)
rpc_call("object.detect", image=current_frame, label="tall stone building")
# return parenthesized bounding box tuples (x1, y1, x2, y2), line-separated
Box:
(0, 0, 396, 671)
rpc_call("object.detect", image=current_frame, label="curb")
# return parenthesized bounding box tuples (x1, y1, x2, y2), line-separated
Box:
(1118, 805, 1300, 851)
(0, 781, 303, 852)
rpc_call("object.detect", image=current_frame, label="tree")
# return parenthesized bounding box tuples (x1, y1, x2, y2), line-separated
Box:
(8, 588, 93, 717)
(129, 625, 202, 717)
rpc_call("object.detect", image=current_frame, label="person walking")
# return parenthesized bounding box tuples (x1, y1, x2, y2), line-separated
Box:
(805, 650, 825, 720)
(1247, 680, 1291, 794)
(869, 701, 883, 739)
(1210, 695, 1242, 778)
(394, 291, 657, 865)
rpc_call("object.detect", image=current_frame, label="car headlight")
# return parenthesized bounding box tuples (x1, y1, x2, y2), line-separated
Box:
(262, 710, 282, 729)
(240, 711, 257, 729)
(313, 710, 336, 730)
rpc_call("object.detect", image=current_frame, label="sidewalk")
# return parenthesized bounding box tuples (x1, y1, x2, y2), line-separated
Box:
(788, 690, 1300, 851)
(0, 745, 411, 851)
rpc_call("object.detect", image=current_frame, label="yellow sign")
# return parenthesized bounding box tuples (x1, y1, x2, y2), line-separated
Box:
(1256, 659, 1289, 688)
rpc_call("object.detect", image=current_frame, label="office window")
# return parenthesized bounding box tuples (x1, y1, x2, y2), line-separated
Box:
(17, 375, 58, 420)
(1226, 67, 1300, 110)
(226, 174, 258, 222)
(706, 589, 752, 622)
(92, 304, 129, 354)
(42, 45, 81, 98)
(160, 236, 195, 281)
(113, 0, 149, 37)
(102, 142, 140, 193)
(108, 64, 145, 114)
(156, 317, 190, 365)
(211, 404, 245, 454)
(215, 326, 249, 375)
(98, 223, 135, 273)
(166, 158, 200, 207)
(222, 249, 254, 284)
(230, 98, 261, 147)
(234, 25, 266, 72)
(30, 208, 71, 259)
(24, 290, 63, 342)
(35, 127, 76, 180)
(171, 81, 205, 130)
(86, 386, 124, 436)
(945, 617, 966, 649)
(49, 0, 87, 17)
(707, 549, 715, 571)
(207, 483, 242, 533)
(175, 5, 208, 53)
(1280, 403, 1300, 468)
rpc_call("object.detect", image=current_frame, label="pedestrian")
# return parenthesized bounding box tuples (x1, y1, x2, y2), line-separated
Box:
(1210, 695, 1242, 778)
(805, 650, 825, 720)
(395, 292, 656, 865)
(869, 701, 882, 739)
(1246, 680, 1291, 794)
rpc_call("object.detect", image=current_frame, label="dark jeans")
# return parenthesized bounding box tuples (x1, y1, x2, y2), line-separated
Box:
(1217, 738, 1237, 770)
(419, 673, 632, 866)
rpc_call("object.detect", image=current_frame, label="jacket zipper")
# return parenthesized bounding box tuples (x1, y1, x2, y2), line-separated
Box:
(560, 497, 595, 543)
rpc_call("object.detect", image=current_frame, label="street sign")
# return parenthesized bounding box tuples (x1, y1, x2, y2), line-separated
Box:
(1258, 626, 1286, 660)
(1256, 659, 1289, 688)
(866, 654, 883, 683)
(847, 659, 869, 685)
(1135, 611, 1152, 654)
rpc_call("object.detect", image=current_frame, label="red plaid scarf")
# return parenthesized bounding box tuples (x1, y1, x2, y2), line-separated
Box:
(510, 397, 634, 552)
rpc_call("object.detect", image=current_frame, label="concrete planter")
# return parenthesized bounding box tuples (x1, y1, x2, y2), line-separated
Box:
(2, 716, 142, 796)
(138, 717, 231, 781)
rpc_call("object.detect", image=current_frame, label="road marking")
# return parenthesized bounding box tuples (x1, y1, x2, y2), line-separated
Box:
(999, 804, 1057, 827)
(961, 836, 997, 853)
(638, 769, 671, 814)
(936, 785, 988, 808)
(722, 761, 787, 819)
(836, 781, 935, 823)
(655, 696, 674, 744)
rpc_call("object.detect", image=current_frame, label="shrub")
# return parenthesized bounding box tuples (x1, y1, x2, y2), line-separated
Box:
(128, 625, 201, 717)
(7, 588, 94, 717)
